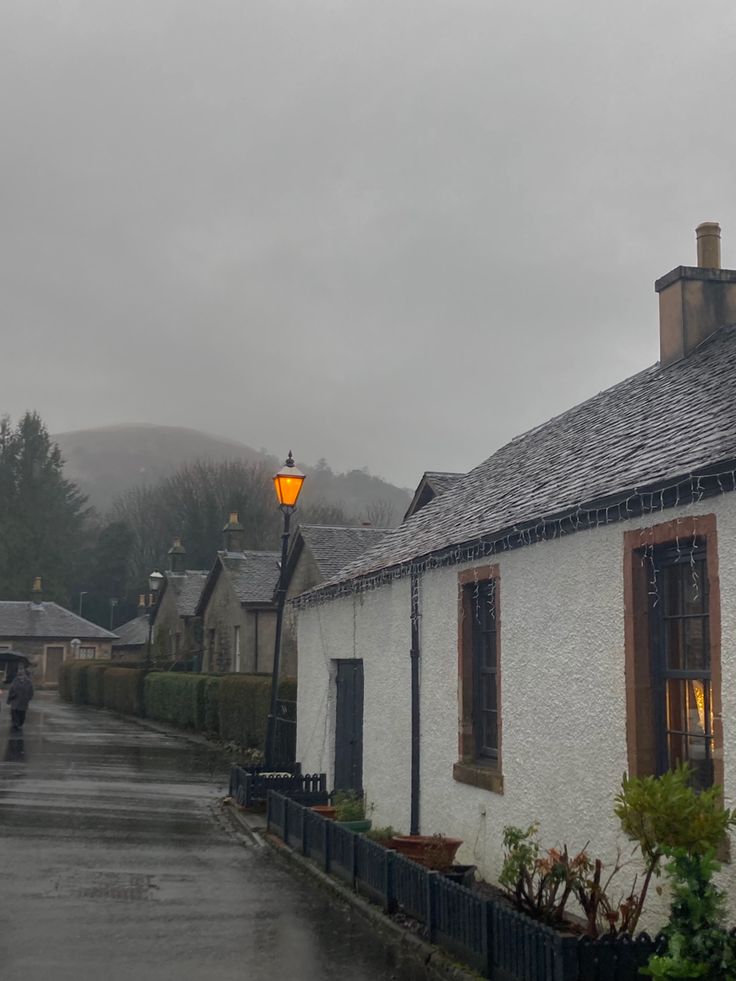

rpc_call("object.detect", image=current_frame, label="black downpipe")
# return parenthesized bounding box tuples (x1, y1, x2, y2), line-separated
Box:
(410, 570, 421, 835)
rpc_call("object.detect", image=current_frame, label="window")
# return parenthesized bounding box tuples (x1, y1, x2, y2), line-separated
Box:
(233, 625, 241, 672)
(79, 646, 96, 660)
(624, 515, 722, 791)
(454, 566, 503, 794)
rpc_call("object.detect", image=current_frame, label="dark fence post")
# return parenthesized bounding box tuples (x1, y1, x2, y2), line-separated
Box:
(266, 791, 272, 829)
(384, 850, 395, 913)
(324, 818, 331, 874)
(302, 810, 308, 856)
(554, 935, 578, 981)
(351, 831, 358, 890)
(283, 797, 289, 843)
(426, 871, 438, 943)
(482, 898, 492, 978)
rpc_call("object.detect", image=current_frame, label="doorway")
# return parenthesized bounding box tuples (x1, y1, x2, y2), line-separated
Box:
(334, 659, 364, 793)
(44, 646, 65, 685)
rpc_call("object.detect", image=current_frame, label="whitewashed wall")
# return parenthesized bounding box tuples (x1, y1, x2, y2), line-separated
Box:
(296, 496, 736, 924)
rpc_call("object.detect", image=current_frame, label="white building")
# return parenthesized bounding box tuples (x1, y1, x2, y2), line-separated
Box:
(294, 223, 736, 910)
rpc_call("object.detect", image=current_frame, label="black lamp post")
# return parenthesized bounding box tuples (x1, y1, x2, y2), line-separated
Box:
(145, 570, 164, 668)
(265, 451, 306, 769)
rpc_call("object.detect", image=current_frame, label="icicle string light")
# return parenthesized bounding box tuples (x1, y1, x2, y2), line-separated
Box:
(292, 467, 736, 611)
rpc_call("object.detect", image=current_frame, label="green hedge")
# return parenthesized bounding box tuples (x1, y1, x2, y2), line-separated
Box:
(218, 674, 297, 751)
(103, 667, 147, 716)
(204, 677, 220, 735)
(58, 660, 74, 702)
(144, 673, 210, 730)
(87, 663, 111, 707)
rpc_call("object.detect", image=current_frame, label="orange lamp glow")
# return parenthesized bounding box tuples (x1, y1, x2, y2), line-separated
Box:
(273, 451, 306, 509)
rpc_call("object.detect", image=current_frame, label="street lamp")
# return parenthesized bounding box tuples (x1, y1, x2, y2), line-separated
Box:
(78, 591, 87, 618)
(265, 451, 305, 768)
(145, 571, 164, 668)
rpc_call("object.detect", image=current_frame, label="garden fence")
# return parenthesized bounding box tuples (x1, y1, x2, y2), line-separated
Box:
(265, 791, 666, 981)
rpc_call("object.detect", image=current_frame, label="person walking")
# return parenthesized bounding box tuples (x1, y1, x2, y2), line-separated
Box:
(7, 665, 33, 731)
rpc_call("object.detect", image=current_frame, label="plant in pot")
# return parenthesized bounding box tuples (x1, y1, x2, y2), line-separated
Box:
(333, 791, 372, 833)
(310, 803, 337, 820)
(390, 832, 463, 870)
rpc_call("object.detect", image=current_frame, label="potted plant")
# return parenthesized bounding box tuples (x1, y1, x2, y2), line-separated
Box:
(310, 803, 337, 820)
(390, 833, 463, 870)
(333, 791, 372, 833)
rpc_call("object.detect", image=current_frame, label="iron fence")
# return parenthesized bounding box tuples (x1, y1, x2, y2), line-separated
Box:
(265, 791, 665, 981)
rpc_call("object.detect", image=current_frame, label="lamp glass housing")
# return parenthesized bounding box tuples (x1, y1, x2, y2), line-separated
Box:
(273, 464, 306, 508)
(149, 570, 164, 593)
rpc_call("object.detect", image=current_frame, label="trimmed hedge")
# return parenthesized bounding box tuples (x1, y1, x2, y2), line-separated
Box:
(87, 663, 111, 707)
(58, 660, 74, 702)
(144, 673, 210, 730)
(103, 667, 147, 716)
(218, 674, 297, 751)
(204, 677, 220, 735)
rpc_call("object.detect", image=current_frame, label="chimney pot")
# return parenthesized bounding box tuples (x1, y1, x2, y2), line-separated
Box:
(696, 221, 721, 269)
(222, 512, 245, 552)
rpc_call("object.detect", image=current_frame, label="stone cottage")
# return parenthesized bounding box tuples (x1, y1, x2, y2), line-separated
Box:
(152, 538, 208, 661)
(0, 578, 116, 684)
(111, 596, 149, 661)
(196, 514, 280, 674)
(293, 222, 736, 906)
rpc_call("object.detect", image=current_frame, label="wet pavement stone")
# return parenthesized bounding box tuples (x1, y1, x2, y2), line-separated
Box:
(0, 693, 426, 981)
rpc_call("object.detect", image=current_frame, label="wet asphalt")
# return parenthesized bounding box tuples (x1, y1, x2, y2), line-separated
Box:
(0, 693, 424, 981)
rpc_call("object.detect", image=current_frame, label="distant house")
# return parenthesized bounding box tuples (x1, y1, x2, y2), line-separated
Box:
(196, 514, 280, 674)
(152, 538, 208, 662)
(111, 597, 149, 662)
(0, 578, 116, 685)
(281, 524, 391, 670)
(403, 471, 463, 520)
(293, 223, 736, 906)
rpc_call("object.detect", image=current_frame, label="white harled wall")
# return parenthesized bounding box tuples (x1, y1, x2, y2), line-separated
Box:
(296, 496, 736, 922)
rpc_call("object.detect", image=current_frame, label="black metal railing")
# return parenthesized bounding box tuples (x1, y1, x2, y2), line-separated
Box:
(266, 791, 666, 981)
(228, 764, 321, 809)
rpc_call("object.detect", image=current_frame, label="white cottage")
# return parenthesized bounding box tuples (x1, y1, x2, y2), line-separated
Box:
(294, 223, 736, 905)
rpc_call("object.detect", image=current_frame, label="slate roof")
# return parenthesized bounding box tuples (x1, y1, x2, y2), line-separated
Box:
(215, 550, 280, 606)
(307, 323, 736, 598)
(296, 525, 392, 581)
(112, 615, 149, 648)
(404, 471, 464, 520)
(0, 602, 117, 640)
(165, 570, 209, 617)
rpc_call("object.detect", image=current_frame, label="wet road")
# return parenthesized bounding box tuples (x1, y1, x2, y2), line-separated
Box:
(0, 694, 422, 981)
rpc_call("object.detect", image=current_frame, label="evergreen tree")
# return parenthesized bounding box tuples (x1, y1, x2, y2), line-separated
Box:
(0, 412, 90, 603)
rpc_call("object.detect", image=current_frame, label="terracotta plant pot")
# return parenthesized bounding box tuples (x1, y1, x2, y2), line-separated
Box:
(310, 804, 337, 820)
(390, 835, 463, 871)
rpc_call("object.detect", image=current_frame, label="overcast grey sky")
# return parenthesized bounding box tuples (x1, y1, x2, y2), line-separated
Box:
(1, 1, 735, 487)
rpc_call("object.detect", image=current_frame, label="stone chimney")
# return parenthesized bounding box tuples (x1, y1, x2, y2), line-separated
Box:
(222, 511, 245, 552)
(167, 536, 187, 574)
(656, 222, 736, 366)
(30, 576, 43, 604)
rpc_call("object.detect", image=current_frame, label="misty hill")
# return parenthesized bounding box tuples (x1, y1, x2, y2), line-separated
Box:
(54, 424, 411, 524)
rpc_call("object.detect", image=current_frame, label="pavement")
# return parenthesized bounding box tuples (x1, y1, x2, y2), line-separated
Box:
(0, 693, 432, 981)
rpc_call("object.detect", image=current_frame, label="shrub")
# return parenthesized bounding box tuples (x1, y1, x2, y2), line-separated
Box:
(333, 791, 365, 822)
(58, 660, 74, 701)
(218, 674, 296, 752)
(203, 677, 220, 735)
(66, 660, 109, 704)
(86, 663, 111, 707)
(144, 673, 210, 729)
(103, 667, 147, 717)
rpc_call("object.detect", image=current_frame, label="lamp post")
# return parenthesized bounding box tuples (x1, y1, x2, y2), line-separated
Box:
(265, 450, 306, 769)
(78, 592, 87, 618)
(145, 571, 164, 669)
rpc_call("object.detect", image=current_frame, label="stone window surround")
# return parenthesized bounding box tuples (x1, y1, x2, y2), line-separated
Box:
(623, 513, 724, 790)
(454, 564, 504, 795)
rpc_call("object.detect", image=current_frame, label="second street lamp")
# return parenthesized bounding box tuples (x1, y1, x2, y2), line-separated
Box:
(265, 451, 305, 769)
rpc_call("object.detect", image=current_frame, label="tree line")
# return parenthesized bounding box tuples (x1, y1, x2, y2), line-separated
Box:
(0, 412, 357, 629)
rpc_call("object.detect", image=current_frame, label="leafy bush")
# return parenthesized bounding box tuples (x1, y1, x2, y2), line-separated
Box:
(333, 791, 365, 822)
(218, 674, 296, 752)
(203, 677, 220, 735)
(366, 826, 399, 844)
(58, 660, 74, 701)
(86, 664, 111, 707)
(65, 660, 110, 704)
(144, 673, 210, 729)
(103, 667, 146, 716)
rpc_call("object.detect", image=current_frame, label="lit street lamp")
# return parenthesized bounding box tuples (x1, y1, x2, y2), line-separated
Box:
(265, 451, 305, 768)
(145, 570, 164, 668)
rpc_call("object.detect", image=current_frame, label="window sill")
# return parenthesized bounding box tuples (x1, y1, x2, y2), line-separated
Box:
(453, 761, 504, 795)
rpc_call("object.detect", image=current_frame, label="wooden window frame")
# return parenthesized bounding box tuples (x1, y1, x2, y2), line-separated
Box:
(454, 565, 504, 794)
(624, 514, 723, 790)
